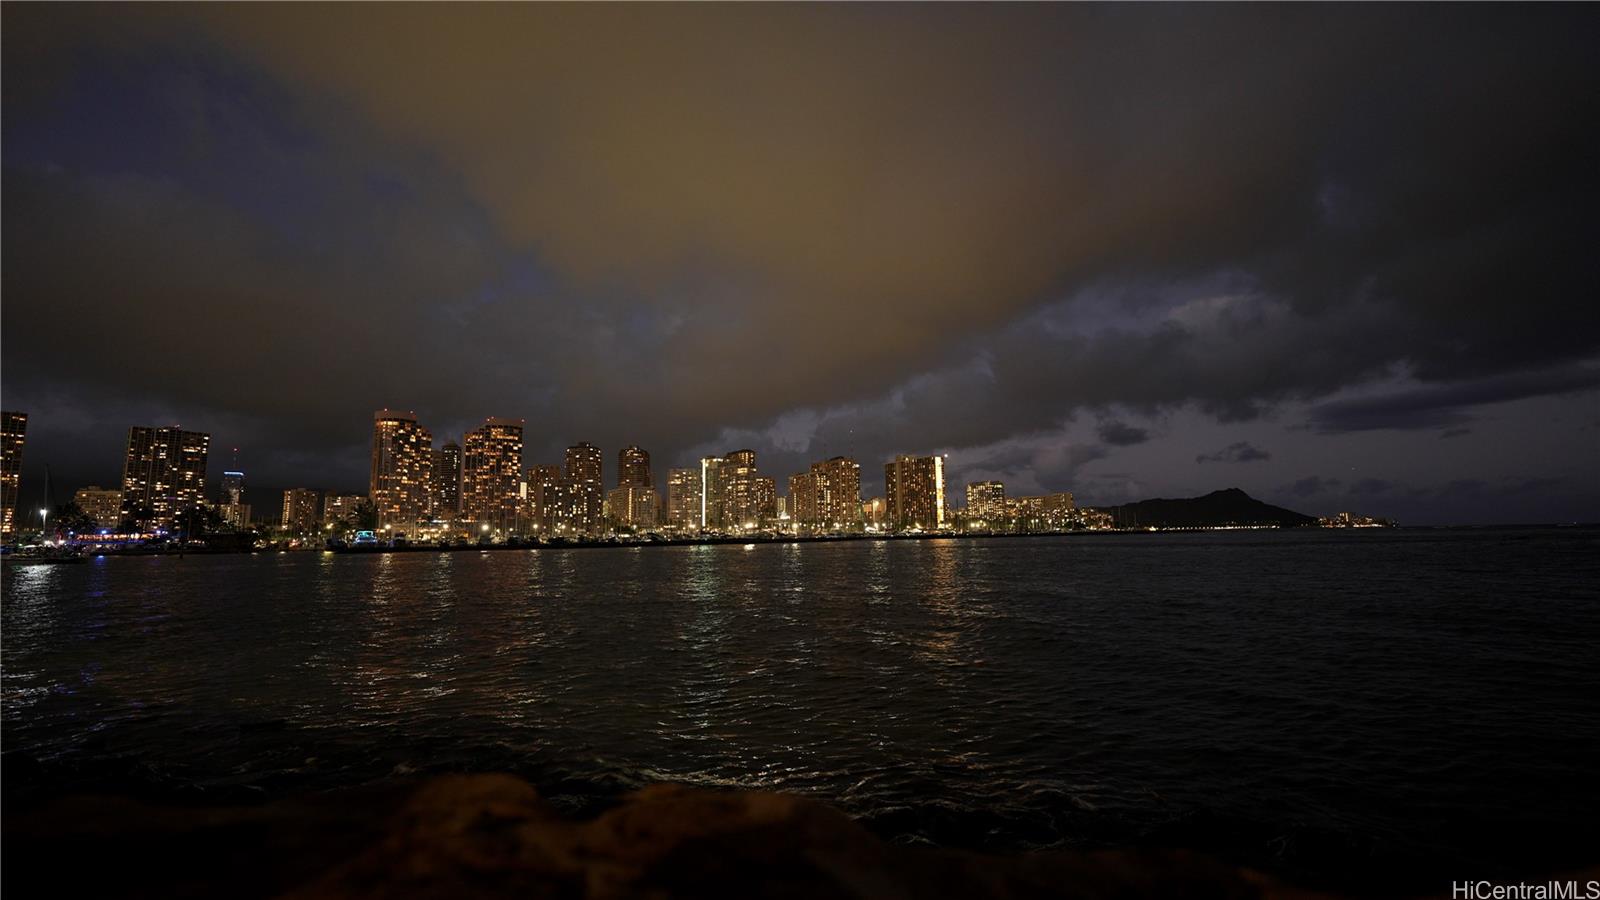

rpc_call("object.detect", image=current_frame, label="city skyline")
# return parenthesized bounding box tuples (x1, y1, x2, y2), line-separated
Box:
(3, 6, 1597, 525)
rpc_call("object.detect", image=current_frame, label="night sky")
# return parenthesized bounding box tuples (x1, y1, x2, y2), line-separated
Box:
(4, 5, 1597, 524)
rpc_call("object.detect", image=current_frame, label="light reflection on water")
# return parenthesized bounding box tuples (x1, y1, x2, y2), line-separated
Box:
(3, 530, 1599, 886)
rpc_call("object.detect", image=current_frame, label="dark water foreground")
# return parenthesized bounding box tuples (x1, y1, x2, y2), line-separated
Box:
(4, 529, 1597, 892)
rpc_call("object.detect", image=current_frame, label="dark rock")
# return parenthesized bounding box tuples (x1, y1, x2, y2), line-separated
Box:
(4, 773, 1335, 899)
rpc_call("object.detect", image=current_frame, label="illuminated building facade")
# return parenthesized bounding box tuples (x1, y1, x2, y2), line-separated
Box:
(754, 476, 776, 524)
(863, 496, 886, 527)
(462, 418, 524, 532)
(1007, 491, 1076, 531)
(281, 488, 322, 535)
(74, 486, 123, 529)
(816, 456, 861, 529)
(618, 446, 651, 489)
(788, 456, 861, 531)
(884, 454, 946, 531)
(221, 470, 246, 525)
(369, 410, 432, 528)
(608, 445, 659, 529)
(322, 493, 366, 527)
(607, 485, 659, 530)
(120, 426, 211, 531)
(966, 481, 1006, 525)
(699, 456, 726, 529)
(1, 411, 26, 539)
(714, 449, 766, 529)
(788, 471, 818, 525)
(667, 467, 702, 530)
(430, 441, 462, 517)
(525, 464, 568, 534)
(565, 442, 604, 535)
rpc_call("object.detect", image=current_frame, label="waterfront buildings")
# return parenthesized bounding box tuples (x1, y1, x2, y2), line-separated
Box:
(120, 426, 211, 531)
(221, 470, 246, 526)
(607, 485, 659, 530)
(618, 446, 651, 489)
(721, 450, 760, 528)
(706, 449, 771, 530)
(788, 471, 817, 525)
(966, 481, 1006, 526)
(667, 467, 702, 530)
(462, 418, 524, 532)
(430, 441, 462, 517)
(788, 456, 863, 531)
(609, 446, 659, 529)
(755, 476, 776, 523)
(565, 443, 604, 535)
(281, 488, 322, 535)
(73, 486, 124, 529)
(699, 455, 727, 529)
(369, 410, 432, 528)
(1, 411, 26, 539)
(884, 454, 946, 531)
(525, 464, 568, 534)
(322, 493, 366, 527)
(813, 457, 860, 529)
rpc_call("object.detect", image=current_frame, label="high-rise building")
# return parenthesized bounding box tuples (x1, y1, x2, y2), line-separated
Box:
(618, 446, 651, 489)
(754, 476, 776, 523)
(788, 471, 818, 525)
(607, 484, 659, 530)
(121, 426, 211, 531)
(884, 454, 946, 531)
(74, 486, 123, 529)
(607, 445, 658, 529)
(565, 443, 604, 535)
(1, 411, 26, 540)
(322, 493, 366, 527)
(430, 441, 462, 517)
(717, 449, 764, 529)
(221, 470, 246, 526)
(667, 467, 702, 530)
(525, 464, 568, 534)
(281, 488, 322, 535)
(966, 481, 1006, 525)
(462, 418, 524, 532)
(370, 410, 432, 528)
(813, 456, 861, 529)
(699, 456, 726, 530)
(788, 456, 862, 531)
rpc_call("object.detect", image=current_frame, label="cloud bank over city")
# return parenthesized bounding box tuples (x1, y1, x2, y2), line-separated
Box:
(4, 5, 1597, 523)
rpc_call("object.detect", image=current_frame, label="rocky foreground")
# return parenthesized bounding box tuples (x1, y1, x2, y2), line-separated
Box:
(1, 773, 1338, 899)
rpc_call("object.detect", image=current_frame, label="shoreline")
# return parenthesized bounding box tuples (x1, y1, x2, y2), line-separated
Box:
(23, 523, 1452, 559)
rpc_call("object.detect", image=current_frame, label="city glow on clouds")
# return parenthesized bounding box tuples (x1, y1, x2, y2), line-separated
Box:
(2, 5, 1597, 523)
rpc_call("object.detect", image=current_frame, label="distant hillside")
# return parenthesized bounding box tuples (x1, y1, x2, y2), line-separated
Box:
(1100, 488, 1316, 528)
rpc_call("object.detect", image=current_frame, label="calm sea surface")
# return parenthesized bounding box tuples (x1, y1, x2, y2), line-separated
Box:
(4, 529, 1598, 888)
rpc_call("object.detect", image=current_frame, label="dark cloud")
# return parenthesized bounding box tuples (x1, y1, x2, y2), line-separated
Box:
(1349, 479, 1395, 496)
(1096, 421, 1150, 447)
(1196, 442, 1271, 464)
(1282, 476, 1341, 499)
(1306, 364, 1600, 434)
(3, 5, 1598, 523)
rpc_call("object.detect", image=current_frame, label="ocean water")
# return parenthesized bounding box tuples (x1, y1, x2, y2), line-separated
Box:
(4, 528, 1597, 889)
